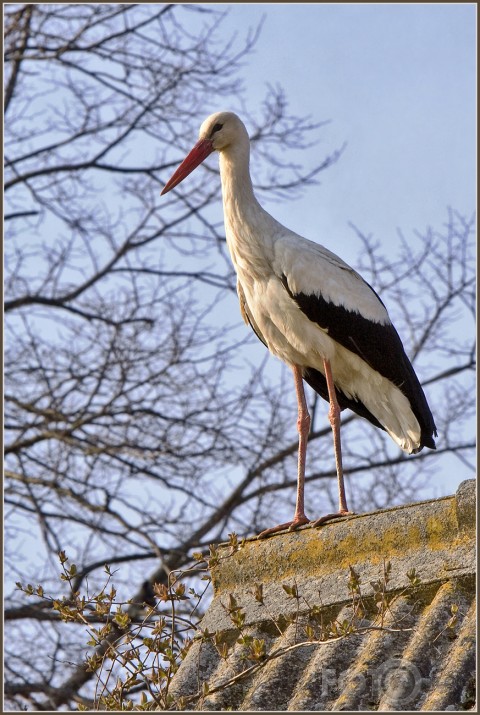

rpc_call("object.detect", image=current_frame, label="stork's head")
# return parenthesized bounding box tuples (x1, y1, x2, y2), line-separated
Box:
(161, 111, 248, 195)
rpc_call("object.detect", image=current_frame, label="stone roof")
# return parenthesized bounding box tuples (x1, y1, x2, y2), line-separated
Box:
(170, 479, 476, 711)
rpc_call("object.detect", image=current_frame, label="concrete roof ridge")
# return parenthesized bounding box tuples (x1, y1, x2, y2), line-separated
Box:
(208, 478, 476, 602)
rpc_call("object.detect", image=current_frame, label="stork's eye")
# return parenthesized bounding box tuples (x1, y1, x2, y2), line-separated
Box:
(211, 122, 223, 134)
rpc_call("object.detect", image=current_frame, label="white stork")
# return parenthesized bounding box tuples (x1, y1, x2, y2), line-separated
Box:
(161, 112, 437, 538)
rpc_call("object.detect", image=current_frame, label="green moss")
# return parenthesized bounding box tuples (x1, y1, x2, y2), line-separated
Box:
(211, 496, 469, 593)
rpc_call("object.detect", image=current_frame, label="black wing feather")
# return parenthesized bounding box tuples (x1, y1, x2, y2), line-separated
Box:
(280, 274, 437, 450)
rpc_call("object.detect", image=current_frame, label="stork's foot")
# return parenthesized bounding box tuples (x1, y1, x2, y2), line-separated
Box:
(257, 514, 310, 539)
(310, 510, 355, 528)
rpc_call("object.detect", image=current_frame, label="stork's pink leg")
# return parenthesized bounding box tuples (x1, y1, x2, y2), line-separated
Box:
(311, 358, 353, 527)
(258, 364, 310, 538)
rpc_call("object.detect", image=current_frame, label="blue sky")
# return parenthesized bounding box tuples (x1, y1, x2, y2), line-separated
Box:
(213, 3, 475, 265)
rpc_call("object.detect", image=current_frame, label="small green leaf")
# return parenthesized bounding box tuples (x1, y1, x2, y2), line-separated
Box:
(282, 583, 298, 598)
(253, 583, 264, 604)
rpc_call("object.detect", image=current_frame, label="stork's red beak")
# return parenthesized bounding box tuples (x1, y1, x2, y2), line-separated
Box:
(161, 138, 214, 195)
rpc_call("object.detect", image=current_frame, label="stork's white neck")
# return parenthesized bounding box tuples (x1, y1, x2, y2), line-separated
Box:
(218, 140, 277, 279)
(219, 139, 258, 216)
